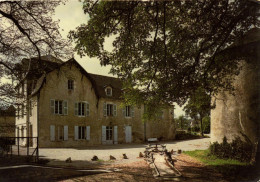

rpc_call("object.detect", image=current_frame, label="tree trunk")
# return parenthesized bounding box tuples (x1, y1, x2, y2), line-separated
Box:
(200, 117, 204, 137)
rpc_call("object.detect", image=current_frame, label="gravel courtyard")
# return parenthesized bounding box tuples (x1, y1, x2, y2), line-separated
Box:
(39, 138, 210, 165)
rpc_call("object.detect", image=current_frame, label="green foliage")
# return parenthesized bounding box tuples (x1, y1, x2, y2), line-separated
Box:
(209, 137, 253, 162)
(175, 130, 200, 140)
(69, 0, 259, 117)
(184, 87, 212, 135)
(175, 115, 189, 130)
(188, 125, 200, 133)
(183, 149, 251, 176)
(202, 116, 210, 134)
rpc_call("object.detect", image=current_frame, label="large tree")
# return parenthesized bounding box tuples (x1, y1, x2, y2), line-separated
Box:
(0, 1, 71, 107)
(184, 87, 212, 136)
(69, 0, 259, 114)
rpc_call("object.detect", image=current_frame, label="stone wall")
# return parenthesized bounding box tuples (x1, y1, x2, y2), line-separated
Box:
(211, 60, 259, 150)
(36, 63, 175, 147)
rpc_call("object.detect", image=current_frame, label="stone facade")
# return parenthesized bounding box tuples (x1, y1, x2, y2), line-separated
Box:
(16, 58, 175, 148)
(211, 60, 259, 146)
(210, 29, 260, 160)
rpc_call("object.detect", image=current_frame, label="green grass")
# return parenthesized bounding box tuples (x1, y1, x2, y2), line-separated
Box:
(183, 149, 251, 176)
(183, 149, 248, 166)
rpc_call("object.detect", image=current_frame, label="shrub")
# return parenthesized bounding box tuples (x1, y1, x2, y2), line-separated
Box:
(0, 138, 13, 153)
(209, 136, 253, 162)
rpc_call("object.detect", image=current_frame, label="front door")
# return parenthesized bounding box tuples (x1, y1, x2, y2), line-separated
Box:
(102, 126, 118, 144)
(125, 126, 132, 143)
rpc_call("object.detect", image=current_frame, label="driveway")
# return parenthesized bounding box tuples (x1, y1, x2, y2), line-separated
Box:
(39, 138, 210, 165)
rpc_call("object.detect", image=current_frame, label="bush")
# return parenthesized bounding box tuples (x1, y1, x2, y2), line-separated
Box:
(0, 138, 13, 153)
(209, 136, 253, 162)
(175, 131, 200, 140)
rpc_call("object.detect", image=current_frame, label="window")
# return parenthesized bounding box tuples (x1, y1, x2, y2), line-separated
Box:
(78, 126, 86, 139)
(106, 126, 113, 140)
(107, 104, 113, 116)
(22, 104, 24, 118)
(50, 125, 68, 141)
(103, 103, 117, 117)
(68, 80, 74, 90)
(105, 87, 112, 96)
(75, 102, 89, 116)
(123, 106, 134, 117)
(126, 106, 131, 117)
(57, 126, 64, 141)
(50, 100, 68, 115)
(74, 126, 90, 140)
(55, 100, 63, 114)
(21, 127, 24, 138)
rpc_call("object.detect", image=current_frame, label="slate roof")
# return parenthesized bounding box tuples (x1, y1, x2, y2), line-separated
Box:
(32, 58, 123, 100)
(88, 73, 123, 99)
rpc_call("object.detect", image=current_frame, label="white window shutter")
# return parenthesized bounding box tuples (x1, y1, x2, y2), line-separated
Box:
(131, 106, 135, 117)
(74, 102, 78, 116)
(102, 126, 106, 144)
(64, 101, 68, 115)
(64, 125, 68, 141)
(86, 102, 90, 116)
(103, 103, 107, 116)
(114, 126, 118, 144)
(50, 125, 55, 141)
(113, 104, 117, 116)
(86, 126, 90, 140)
(50, 100, 55, 114)
(122, 107, 126, 117)
(74, 126, 78, 140)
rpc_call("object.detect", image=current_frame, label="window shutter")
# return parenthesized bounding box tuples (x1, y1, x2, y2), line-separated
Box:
(114, 126, 118, 144)
(86, 126, 90, 140)
(113, 104, 117, 116)
(50, 125, 55, 141)
(63, 101, 68, 115)
(74, 126, 78, 140)
(122, 107, 126, 117)
(103, 103, 107, 116)
(86, 102, 90, 116)
(74, 102, 78, 116)
(64, 125, 68, 141)
(102, 126, 106, 144)
(131, 106, 135, 117)
(50, 100, 55, 114)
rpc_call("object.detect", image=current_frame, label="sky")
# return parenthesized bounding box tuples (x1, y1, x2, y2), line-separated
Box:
(53, 0, 186, 117)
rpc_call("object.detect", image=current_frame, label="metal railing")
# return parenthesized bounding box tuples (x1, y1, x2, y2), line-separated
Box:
(0, 137, 39, 162)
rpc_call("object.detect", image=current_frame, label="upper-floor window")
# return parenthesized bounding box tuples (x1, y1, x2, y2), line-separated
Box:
(105, 87, 112, 96)
(50, 99, 68, 115)
(68, 80, 74, 90)
(123, 106, 135, 117)
(103, 103, 117, 116)
(75, 102, 90, 116)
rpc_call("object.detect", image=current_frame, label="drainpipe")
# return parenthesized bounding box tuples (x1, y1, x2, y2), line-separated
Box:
(37, 92, 40, 160)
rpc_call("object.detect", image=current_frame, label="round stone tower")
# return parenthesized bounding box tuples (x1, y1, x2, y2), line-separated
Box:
(210, 28, 260, 162)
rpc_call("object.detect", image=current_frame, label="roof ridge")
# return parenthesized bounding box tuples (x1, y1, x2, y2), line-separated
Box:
(88, 73, 119, 79)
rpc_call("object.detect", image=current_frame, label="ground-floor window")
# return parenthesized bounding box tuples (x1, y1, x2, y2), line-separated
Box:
(50, 125, 68, 141)
(78, 126, 86, 139)
(57, 126, 64, 141)
(74, 126, 90, 140)
(106, 126, 113, 140)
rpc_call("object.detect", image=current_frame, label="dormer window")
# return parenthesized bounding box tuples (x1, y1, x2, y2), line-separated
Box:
(68, 79, 74, 90)
(105, 87, 112, 96)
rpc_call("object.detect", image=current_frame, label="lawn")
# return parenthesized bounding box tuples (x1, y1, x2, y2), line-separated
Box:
(183, 149, 255, 180)
(183, 149, 248, 166)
